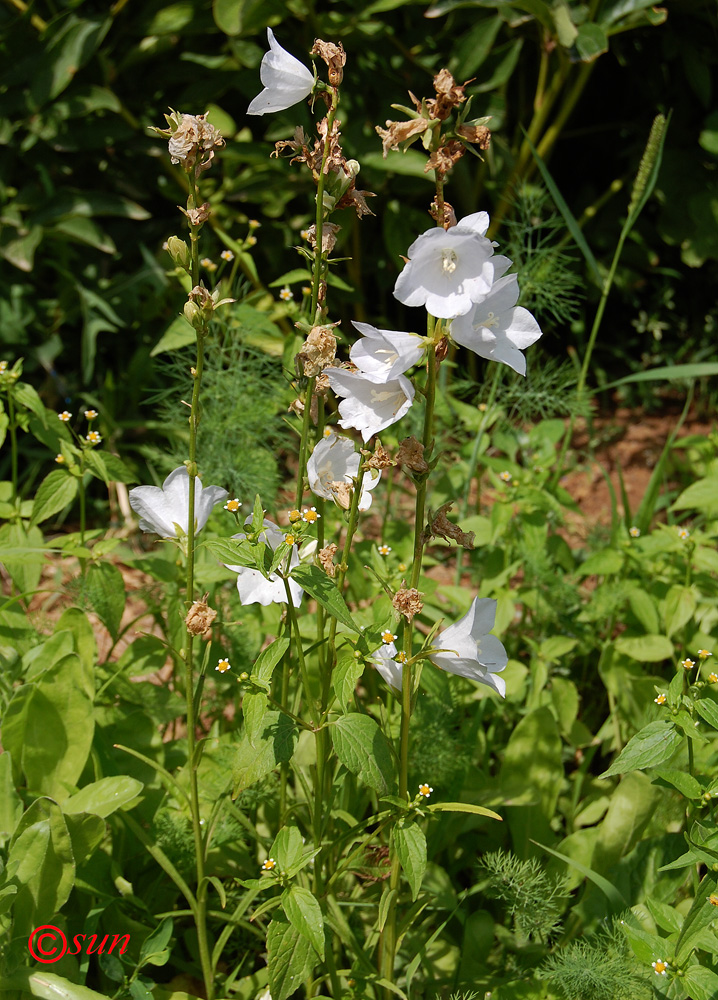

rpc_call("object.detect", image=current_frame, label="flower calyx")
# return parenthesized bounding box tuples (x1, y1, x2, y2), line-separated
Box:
(184, 285, 235, 329)
(165, 236, 191, 271)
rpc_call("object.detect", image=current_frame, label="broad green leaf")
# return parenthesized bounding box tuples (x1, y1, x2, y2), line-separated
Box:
(150, 315, 196, 356)
(271, 825, 304, 871)
(2, 654, 94, 799)
(333, 644, 364, 709)
(282, 886, 325, 960)
(645, 896, 684, 934)
(0, 752, 22, 839)
(672, 474, 718, 517)
(56, 216, 116, 254)
(427, 801, 502, 821)
(0, 521, 44, 594)
(32, 15, 110, 102)
(393, 823, 427, 902)
(663, 584, 696, 637)
(290, 564, 361, 633)
(500, 707, 562, 854)
(267, 913, 315, 1000)
(84, 561, 126, 639)
(682, 965, 718, 1000)
(203, 536, 271, 574)
(551, 0, 577, 46)
(13, 381, 47, 424)
(63, 776, 143, 818)
(627, 589, 660, 633)
(242, 690, 268, 747)
(64, 812, 106, 866)
(652, 768, 703, 800)
(254, 637, 291, 685)
(620, 920, 667, 964)
(0, 970, 111, 1000)
(115, 635, 169, 677)
(574, 22, 608, 61)
(695, 698, 718, 731)
(614, 633, 673, 661)
(232, 712, 298, 795)
(30, 468, 79, 526)
(600, 721, 682, 776)
(55, 607, 97, 691)
(5, 797, 75, 936)
(576, 548, 624, 576)
(139, 916, 174, 967)
(331, 713, 396, 795)
(675, 873, 718, 964)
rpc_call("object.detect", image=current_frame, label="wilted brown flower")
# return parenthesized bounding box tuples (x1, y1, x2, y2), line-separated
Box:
(296, 325, 338, 377)
(396, 436, 429, 475)
(435, 336, 449, 362)
(306, 222, 341, 254)
(456, 123, 491, 149)
(362, 441, 395, 470)
(318, 542, 339, 576)
(392, 587, 424, 622)
(425, 139, 465, 176)
(185, 593, 217, 635)
(429, 199, 457, 229)
(423, 501, 475, 549)
(311, 39, 346, 88)
(376, 117, 431, 158)
(329, 481, 353, 510)
(151, 110, 224, 176)
(181, 202, 211, 226)
(427, 69, 468, 120)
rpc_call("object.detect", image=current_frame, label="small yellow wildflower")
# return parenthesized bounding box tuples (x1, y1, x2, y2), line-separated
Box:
(709, 672, 718, 684)
(84, 409, 98, 420)
(478, 402, 487, 412)
(398, 562, 407, 573)
(347, 980, 356, 989)
(261, 857, 276, 871)
(300, 229, 310, 240)
(677, 526, 691, 540)
(651, 960, 668, 976)
(302, 286, 312, 296)
(285, 534, 296, 546)
(698, 649, 713, 660)
(248, 219, 260, 230)
(381, 630, 397, 644)
(86, 431, 102, 445)
(708, 893, 718, 906)
(629, 526, 641, 537)
(418, 783, 433, 798)
(0, 361, 7, 373)
(378, 544, 392, 555)
(499, 471, 512, 483)
(323, 427, 333, 438)
(55, 454, 65, 464)
(216, 658, 231, 673)
(396, 651, 408, 664)
(288, 508, 302, 523)
(220, 249, 234, 261)
(224, 498, 242, 512)
(246, 235, 257, 247)
(654, 693, 667, 705)
(301, 506, 320, 523)
(682, 658, 696, 670)
(279, 286, 293, 301)
(58, 411, 72, 422)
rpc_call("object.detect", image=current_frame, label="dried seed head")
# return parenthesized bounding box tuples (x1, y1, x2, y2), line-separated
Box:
(362, 440, 395, 470)
(392, 587, 424, 622)
(396, 436, 429, 475)
(318, 542, 338, 577)
(296, 325, 338, 377)
(185, 593, 217, 635)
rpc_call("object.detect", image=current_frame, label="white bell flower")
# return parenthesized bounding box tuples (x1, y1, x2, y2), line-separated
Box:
(247, 28, 314, 116)
(325, 368, 415, 443)
(393, 212, 512, 319)
(225, 518, 303, 607)
(307, 432, 381, 511)
(129, 467, 227, 538)
(429, 597, 508, 697)
(370, 642, 403, 695)
(350, 322, 425, 383)
(449, 274, 543, 376)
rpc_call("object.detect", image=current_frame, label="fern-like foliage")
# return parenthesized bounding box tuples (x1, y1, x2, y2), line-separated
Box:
(479, 849, 570, 942)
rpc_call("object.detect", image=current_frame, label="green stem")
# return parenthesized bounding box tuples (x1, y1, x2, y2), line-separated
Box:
(7, 390, 17, 506)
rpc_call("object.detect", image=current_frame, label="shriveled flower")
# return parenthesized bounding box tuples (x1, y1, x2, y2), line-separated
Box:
(393, 213, 509, 319)
(151, 110, 224, 176)
(456, 122, 491, 148)
(429, 597, 508, 697)
(129, 467, 228, 538)
(350, 322, 424, 382)
(307, 432, 381, 511)
(296, 325, 337, 377)
(370, 641, 403, 694)
(392, 587, 423, 622)
(428, 68, 467, 120)
(225, 518, 303, 608)
(185, 593, 217, 636)
(376, 117, 432, 158)
(363, 441, 395, 470)
(396, 436, 429, 475)
(248, 28, 314, 116)
(326, 368, 415, 443)
(318, 542, 338, 577)
(305, 222, 341, 254)
(310, 38, 346, 87)
(449, 274, 543, 376)
(423, 501, 475, 549)
(425, 139, 465, 176)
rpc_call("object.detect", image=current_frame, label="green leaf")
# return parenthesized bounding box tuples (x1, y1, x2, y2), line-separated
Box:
(267, 913, 316, 1000)
(150, 315, 196, 356)
(33, 15, 111, 103)
(30, 468, 79, 526)
(0, 521, 44, 594)
(574, 22, 608, 61)
(675, 873, 718, 964)
(64, 812, 105, 866)
(500, 707, 563, 853)
(551, 0, 578, 46)
(139, 915, 174, 967)
(333, 644, 364, 709)
(2, 654, 94, 799)
(282, 886, 325, 960)
(331, 713, 396, 794)
(576, 548, 625, 576)
(663, 584, 696, 638)
(627, 589, 660, 633)
(84, 561, 126, 639)
(427, 801, 502, 821)
(271, 825, 304, 870)
(682, 965, 718, 1000)
(393, 823, 427, 902)
(672, 474, 718, 517)
(0, 970, 112, 1000)
(243, 690, 268, 747)
(695, 698, 718, 731)
(63, 776, 144, 818)
(533, 840, 628, 909)
(232, 711, 298, 795)
(0, 752, 23, 839)
(614, 633, 673, 661)
(254, 637, 291, 686)
(290, 564, 361, 633)
(652, 768, 703, 800)
(600, 721, 683, 777)
(13, 381, 47, 424)
(600, 363, 718, 391)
